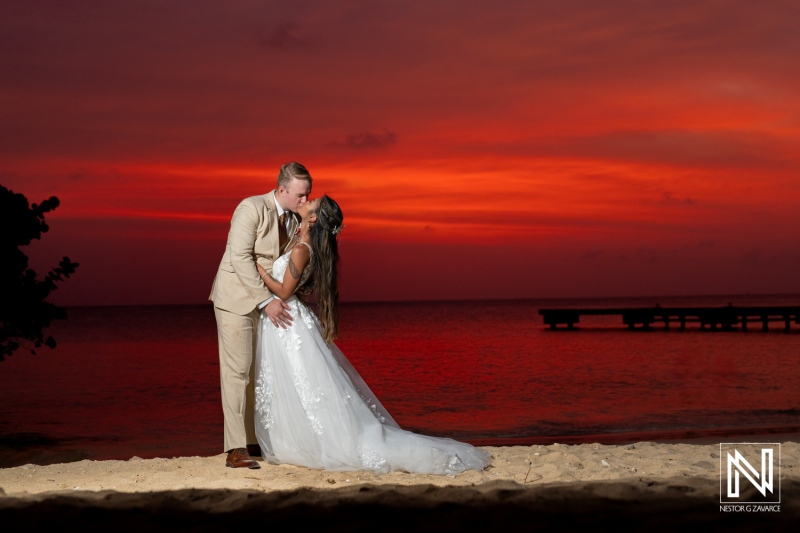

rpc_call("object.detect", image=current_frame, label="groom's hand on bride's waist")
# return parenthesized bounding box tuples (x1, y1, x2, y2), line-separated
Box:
(264, 298, 293, 328)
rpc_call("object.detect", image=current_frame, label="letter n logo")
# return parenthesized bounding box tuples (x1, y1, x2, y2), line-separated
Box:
(720, 443, 780, 504)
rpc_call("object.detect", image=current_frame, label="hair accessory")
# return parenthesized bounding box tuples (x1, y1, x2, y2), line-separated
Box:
(331, 224, 346, 235)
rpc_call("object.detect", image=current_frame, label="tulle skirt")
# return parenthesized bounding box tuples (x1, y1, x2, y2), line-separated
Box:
(254, 297, 491, 474)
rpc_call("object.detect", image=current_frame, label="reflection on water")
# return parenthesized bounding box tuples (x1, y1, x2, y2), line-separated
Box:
(0, 294, 798, 467)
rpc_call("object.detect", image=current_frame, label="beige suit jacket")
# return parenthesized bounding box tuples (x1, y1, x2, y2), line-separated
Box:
(209, 191, 298, 316)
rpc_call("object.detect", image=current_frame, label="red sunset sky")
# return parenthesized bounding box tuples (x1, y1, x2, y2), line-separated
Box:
(2, 0, 799, 305)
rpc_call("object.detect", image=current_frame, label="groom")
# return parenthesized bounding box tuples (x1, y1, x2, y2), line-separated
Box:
(209, 162, 312, 469)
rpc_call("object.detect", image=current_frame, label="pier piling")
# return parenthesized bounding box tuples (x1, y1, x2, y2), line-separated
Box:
(539, 305, 800, 332)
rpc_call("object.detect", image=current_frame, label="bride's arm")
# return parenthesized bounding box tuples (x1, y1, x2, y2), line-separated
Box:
(257, 246, 311, 300)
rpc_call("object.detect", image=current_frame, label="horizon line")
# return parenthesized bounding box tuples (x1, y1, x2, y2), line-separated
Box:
(60, 291, 800, 309)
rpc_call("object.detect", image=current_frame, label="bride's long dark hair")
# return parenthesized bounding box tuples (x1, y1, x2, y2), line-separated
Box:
(307, 195, 343, 343)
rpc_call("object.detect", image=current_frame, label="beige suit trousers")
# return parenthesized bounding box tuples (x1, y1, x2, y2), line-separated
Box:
(214, 305, 260, 452)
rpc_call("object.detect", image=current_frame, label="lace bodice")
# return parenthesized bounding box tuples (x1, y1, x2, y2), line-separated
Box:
(271, 241, 313, 291)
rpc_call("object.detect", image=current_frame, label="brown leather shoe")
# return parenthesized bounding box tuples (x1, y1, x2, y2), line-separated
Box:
(226, 448, 261, 469)
(246, 444, 262, 457)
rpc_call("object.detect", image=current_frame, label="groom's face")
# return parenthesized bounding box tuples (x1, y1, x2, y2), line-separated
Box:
(279, 178, 312, 212)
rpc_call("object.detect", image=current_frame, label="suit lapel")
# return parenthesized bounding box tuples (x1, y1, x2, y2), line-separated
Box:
(262, 191, 280, 259)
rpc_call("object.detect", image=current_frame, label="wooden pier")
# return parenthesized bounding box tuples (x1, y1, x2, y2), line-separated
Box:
(538, 305, 800, 332)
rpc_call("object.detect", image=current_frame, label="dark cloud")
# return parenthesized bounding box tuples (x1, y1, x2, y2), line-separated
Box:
(660, 192, 696, 206)
(332, 130, 398, 151)
(256, 22, 308, 48)
(66, 168, 122, 182)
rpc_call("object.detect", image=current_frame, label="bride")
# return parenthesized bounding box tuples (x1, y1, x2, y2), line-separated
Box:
(254, 195, 490, 475)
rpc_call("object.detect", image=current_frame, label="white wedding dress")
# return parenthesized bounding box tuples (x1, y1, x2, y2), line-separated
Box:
(254, 245, 491, 474)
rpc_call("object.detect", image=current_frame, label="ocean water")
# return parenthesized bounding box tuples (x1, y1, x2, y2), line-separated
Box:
(0, 294, 798, 467)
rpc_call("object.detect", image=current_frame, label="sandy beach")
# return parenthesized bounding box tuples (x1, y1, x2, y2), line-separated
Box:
(1, 440, 797, 531)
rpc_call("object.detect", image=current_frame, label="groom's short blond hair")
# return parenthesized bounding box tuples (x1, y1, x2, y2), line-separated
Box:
(277, 162, 313, 188)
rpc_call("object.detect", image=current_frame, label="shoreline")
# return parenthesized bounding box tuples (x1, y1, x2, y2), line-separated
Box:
(3, 425, 798, 470)
(471, 425, 800, 447)
(1, 440, 797, 531)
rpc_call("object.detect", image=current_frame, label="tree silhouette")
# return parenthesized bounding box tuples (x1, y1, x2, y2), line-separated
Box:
(0, 184, 79, 361)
